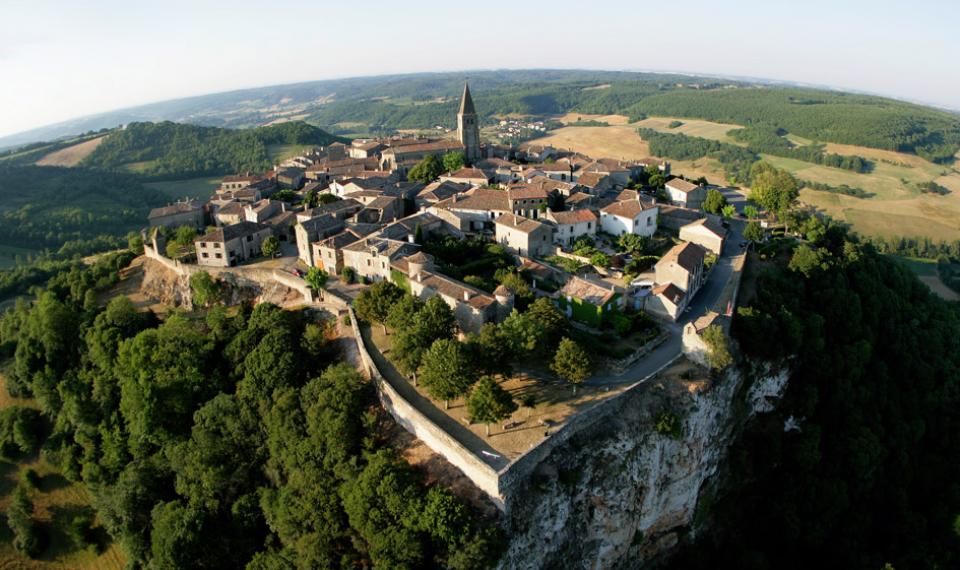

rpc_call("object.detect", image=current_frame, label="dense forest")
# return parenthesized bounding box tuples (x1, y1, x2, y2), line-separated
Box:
(0, 165, 166, 249)
(667, 226, 960, 569)
(83, 121, 345, 179)
(0, 254, 498, 569)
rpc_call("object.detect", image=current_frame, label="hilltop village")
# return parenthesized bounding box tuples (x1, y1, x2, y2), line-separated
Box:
(149, 84, 741, 326)
(145, 83, 749, 505)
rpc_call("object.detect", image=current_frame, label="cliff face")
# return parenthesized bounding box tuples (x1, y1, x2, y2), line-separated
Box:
(499, 363, 788, 570)
(139, 258, 302, 309)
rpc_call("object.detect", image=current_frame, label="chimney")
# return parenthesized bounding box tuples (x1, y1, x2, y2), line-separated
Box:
(463, 290, 470, 302)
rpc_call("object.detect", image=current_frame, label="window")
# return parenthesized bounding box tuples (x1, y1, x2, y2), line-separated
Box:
(647, 217, 653, 226)
(201, 242, 207, 248)
(246, 235, 252, 242)
(214, 243, 222, 248)
(215, 253, 222, 259)
(201, 252, 208, 258)
(366, 259, 371, 266)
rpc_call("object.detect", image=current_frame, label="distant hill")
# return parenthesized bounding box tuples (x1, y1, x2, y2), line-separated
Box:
(3, 69, 959, 163)
(81, 121, 346, 179)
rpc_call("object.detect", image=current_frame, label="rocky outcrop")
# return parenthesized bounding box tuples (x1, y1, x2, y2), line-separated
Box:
(139, 258, 303, 309)
(499, 364, 788, 570)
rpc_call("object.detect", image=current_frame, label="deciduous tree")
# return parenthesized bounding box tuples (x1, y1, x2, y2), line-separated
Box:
(419, 339, 476, 408)
(551, 337, 592, 393)
(466, 376, 517, 436)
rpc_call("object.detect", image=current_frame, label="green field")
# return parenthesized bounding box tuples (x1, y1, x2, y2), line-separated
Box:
(145, 177, 221, 201)
(0, 245, 39, 270)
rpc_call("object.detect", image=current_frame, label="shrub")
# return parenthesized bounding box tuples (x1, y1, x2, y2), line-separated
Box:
(340, 266, 356, 284)
(20, 468, 40, 488)
(655, 412, 682, 438)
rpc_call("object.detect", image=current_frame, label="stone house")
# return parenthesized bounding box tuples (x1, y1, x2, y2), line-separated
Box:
(220, 173, 263, 192)
(276, 167, 305, 190)
(655, 242, 707, 295)
(679, 217, 727, 255)
(415, 180, 472, 210)
(396, 252, 512, 334)
(213, 202, 245, 226)
(556, 276, 624, 328)
(342, 235, 420, 283)
(494, 214, 553, 257)
(506, 186, 549, 219)
(194, 222, 272, 267)
(440, 167, 490, 187)
(600, 198, 659, 237)
(380, 139, 465, 172)
(349, 140, 384, 159)
(544, 209, 597, 246)
(647, 282, 686, 321)
(665, 178, 707, 209)
(295, 214, 346, 266)
(314, 229, 363, 274)
(148, 199, 204, 230)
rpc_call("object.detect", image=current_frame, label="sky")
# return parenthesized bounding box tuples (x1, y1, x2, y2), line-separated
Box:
(1, 0, 959, 138)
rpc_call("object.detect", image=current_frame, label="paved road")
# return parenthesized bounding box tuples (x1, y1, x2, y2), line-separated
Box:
(587, 218, 746, 387)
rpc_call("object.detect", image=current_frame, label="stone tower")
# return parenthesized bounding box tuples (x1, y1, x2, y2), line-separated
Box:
(457, 82, 481, 163)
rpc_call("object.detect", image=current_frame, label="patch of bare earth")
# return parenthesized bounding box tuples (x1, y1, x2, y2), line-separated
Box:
(35, 137, 105, 167)
(919, 276, 960, 301)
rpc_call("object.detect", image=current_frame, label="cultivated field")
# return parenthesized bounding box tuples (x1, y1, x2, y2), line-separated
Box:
(892, 256, 960, 301)
(144, 177, 221, 201)
(763, 151, 960, 241)
(537, 116, 960, 241)
(34, 137, 105, 167)
(266, 143, 316, 163)
(635, 116, 744, 144)
(535, 122, 729, 185)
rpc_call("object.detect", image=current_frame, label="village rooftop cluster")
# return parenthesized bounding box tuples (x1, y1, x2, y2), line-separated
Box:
(148, 83, 732, 329)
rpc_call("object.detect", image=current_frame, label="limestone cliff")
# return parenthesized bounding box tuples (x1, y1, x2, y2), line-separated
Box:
(138, 258, 303, 309)
(499, 362, 788, 569)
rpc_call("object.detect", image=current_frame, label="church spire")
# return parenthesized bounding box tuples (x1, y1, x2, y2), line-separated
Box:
(458, 82, 476, 115)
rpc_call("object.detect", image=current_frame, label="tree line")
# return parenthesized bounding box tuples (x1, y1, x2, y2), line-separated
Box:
(666, 210, 960, 569)
(0, 253, 499, 569)
(82, 121, 345, 179)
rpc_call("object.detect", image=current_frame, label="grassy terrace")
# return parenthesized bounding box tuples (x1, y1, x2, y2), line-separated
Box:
(363, 325, 629, 462)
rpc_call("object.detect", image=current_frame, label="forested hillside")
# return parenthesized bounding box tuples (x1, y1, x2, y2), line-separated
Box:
(82, 121, 345, 179)
(0, 258, 498, 569)
(0, 166, 165, 249)
(8, 71, 957, 164)
(667, 228, 960, 569)
(629, 88, 960, 163)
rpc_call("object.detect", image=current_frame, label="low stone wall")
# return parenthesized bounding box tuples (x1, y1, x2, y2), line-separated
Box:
(347, 308, 504, 507)
(605, 330, 671, 375)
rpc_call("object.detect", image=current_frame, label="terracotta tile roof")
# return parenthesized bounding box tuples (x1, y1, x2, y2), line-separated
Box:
(319, 229, 362, 250)
(575, 172, 606, 188)
(565, 192, 593, 205)
(659, 242, 706, 273)
(419, 180, 471, 202)
(445, 167, 488, 180)
(601, 199, 650, 218)
(495, 213, 547, 234)
(682, 217, 727, 238)
(560, 276, 618, 306)
(215, 202, 244, 216)
(195, 221, 267, 243)
(149, 201, 201, 219)
(419, 272, 494, 310)
(507, 186, 549, 200)
(222, 173, 263, 184)
(548, 209, 597, 225)
(652, 283, 685, 304)
(666, 178, 699, 193)
(445, 188, 510, 212)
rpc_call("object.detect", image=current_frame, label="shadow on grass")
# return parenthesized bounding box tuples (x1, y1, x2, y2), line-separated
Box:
(38, 472, 71, 493)
(39, 504, 108, 561)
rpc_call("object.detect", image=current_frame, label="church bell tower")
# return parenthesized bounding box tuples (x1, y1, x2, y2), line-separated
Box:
(457, 82, 481, 163)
